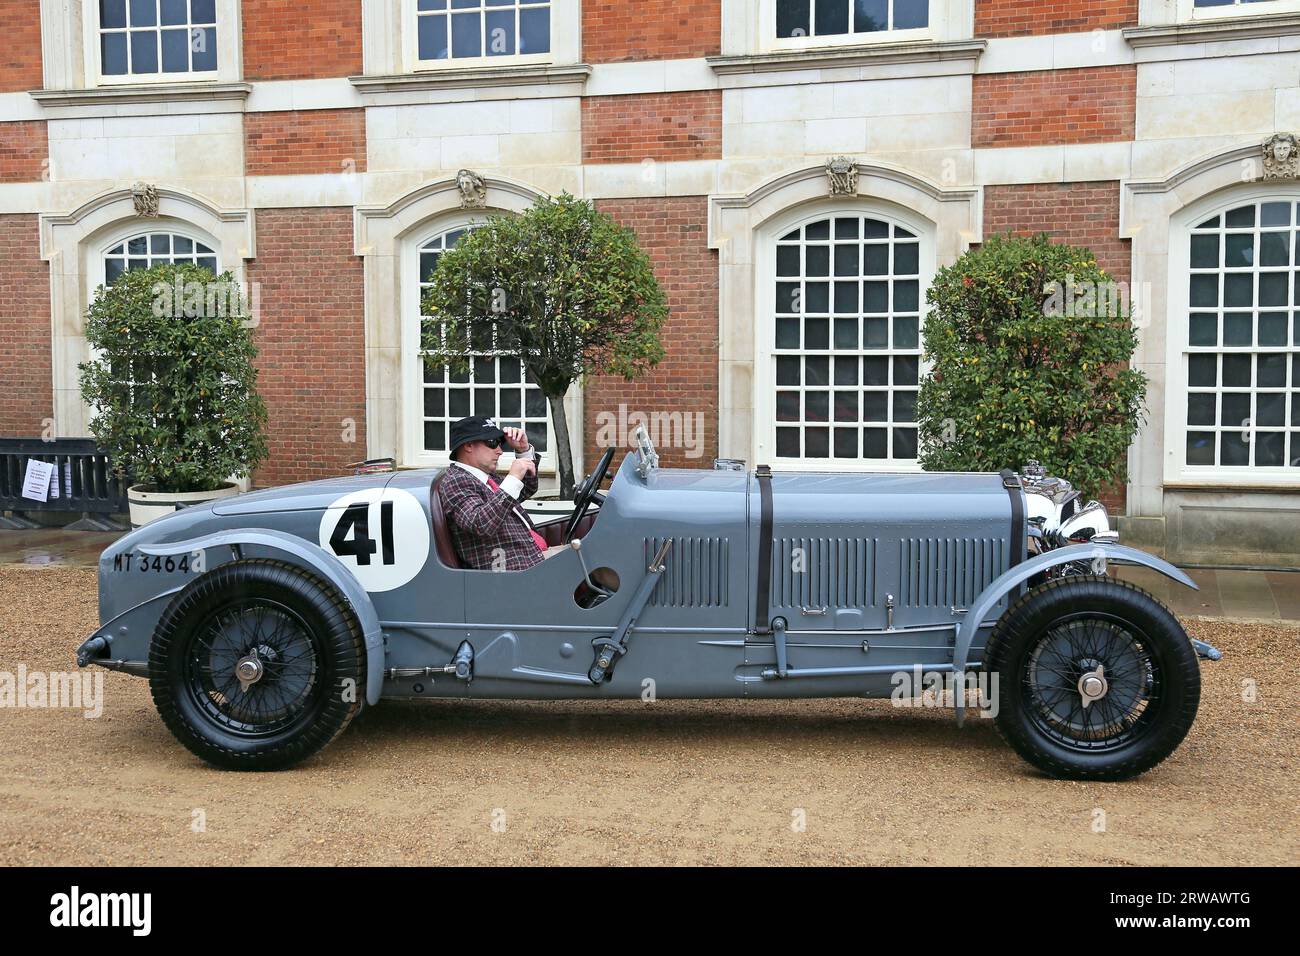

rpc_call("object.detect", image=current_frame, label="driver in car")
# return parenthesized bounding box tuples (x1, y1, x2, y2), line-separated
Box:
(440, 415, 560, 571)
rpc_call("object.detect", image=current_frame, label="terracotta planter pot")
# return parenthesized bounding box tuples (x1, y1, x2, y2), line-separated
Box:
(127, 482, 240, 528)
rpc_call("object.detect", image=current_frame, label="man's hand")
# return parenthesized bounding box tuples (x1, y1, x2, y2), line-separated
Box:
(508, 456, 536, 481)
(503, 427, 528, 452)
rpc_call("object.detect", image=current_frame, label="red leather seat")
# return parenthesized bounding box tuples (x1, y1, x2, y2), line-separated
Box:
(428, 474, 462, 569)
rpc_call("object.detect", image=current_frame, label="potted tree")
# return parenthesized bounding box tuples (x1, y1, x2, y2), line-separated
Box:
(421, 193, 667, 497)
(916, 233, 1147, 498)
(79, 262, 269, 527)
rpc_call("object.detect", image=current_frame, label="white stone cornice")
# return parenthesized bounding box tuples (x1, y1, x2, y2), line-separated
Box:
(349, 64, 591, 97)
(707, 39, 986, 76)
(1124, 12, 1300, 47)
(30, 82, 252, 113)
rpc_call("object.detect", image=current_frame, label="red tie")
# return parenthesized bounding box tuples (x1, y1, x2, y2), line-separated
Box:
(487, 476, 548, 551)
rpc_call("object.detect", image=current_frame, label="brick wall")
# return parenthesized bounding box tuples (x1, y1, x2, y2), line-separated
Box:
(0, 121, 48, 184)
(583, 0, 721, 62)
(984, 181, 1131, 512)
(975, 0, 1138, 38)
(244, 109, 367, 177)
(245, 208, 366, 486)
(242, 0, 363, 81)
(973, 66, 1136, 148)
(984, 181, 1129, 285)
(584, 198, 718, 470)
(582, 91, 723, 165)
(0, 215, 52, 436)
(0, 0, 42, 92)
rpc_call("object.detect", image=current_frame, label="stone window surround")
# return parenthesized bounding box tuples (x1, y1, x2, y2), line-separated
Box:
(709, 161, 980, 470)
(38, 186, 255, 439)
(1122, 144, 1300, 525)
(37, 0, 243, 91)
(354, 175, 583, 490)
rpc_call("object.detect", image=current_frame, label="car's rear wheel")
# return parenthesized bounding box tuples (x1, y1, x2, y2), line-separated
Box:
(984, 576, 1200, 781)
(149, 559, 364, 771)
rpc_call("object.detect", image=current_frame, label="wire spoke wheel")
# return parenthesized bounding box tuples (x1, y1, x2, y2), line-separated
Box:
(149, 560, 365, 771)
(1023, 612, 1159, 752)
(984, 576, 1200, 781)
(186, 599, 323, 737)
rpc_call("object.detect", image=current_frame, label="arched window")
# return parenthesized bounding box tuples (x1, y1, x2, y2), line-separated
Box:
(1180, 198, 1300, 472)
(414, 226, 551, 458)
(103, 230, 218, 284)
(764, 209, 927, 466)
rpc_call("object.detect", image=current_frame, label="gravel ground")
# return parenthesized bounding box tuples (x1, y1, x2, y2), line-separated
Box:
(1, 565, 1296, 866)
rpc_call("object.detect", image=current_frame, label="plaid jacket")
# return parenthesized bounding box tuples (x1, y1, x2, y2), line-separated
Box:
(439, 463, 543, 571)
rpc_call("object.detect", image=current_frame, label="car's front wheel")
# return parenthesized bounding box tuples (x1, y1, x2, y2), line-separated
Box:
(149, 559, 365, 771)
(984, 576, 1200, 781)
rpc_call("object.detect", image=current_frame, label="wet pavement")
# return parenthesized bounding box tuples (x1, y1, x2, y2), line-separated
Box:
(1, 528, 1297, 622)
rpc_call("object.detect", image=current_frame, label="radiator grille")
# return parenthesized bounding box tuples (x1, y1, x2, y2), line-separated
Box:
(644, 536, 729, 608)
(899, 537, 1005, 608)
(769, 537, 877, 610)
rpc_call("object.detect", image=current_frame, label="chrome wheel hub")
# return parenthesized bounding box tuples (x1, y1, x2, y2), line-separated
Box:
(235, 653, 264, 693)
(1077, 662, 1109, 709)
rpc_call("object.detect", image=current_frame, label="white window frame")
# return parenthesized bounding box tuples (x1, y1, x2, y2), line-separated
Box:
(1165, 185, 1300, 486)
(742, 0, 971, 55)
(754, 201, 935, 472)
(97, 225, 221, 287)
(401, 213, 566, 472)
(397, 0, 580, 74)
(1181, 0, 1300, 24)
(81, 0, 241, 87)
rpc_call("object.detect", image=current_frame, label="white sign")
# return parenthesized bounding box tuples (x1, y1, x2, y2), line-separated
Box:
(318, 487, 430, 592)
(21, 460, 54, 503)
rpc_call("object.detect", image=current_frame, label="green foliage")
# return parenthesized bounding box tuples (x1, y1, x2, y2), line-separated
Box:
(421, 193, 667, 494)
(78, 263, 269, 493)
(916, 233, 1147, 498)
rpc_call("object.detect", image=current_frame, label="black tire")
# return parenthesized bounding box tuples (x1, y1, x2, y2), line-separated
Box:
(149, 559, 365, 771)
(984, 576, 1200, 781)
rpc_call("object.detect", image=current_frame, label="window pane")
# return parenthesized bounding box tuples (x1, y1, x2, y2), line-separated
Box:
(1223, 313, 1252, 346)
(893, 428, 918, 459)
(485, 9, 516, 55)
(192, 0, 216, 22)
(853, 0, 888, 32)
(1190, 234, 1219, 268)
(1260, 231, 1290, 267)
(189, 27, 215, 71)
(130, 30, 159, 73)
(894, 0, 929, 30)
(806, 245, 829, 277)
(129, 0, 156, 26)
(160, 0, 186, 25)
(102, 32, 129, 74)
(1256, 433, 1285, 466)
(101, 0, 128, 29)
(1187, 432, 1216, 466)
(805, 427, 830, 458)
(777, 0, 811, 37)
(161, 29, 189, 72)
(1187, 393, 1216, 426)
(452, 11, 482, 57)
(1189, 313, 1217, 346)
(815, 0, 850, 35)
(519, 5, 549, 54)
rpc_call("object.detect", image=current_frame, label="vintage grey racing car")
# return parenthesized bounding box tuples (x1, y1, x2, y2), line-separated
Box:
(77, 428, 1219, 780)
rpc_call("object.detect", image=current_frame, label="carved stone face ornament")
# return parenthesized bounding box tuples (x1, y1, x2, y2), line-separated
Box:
(1262, 133, 1300, 180)
(826, 156, 858, 196)
(456, 169, 488, 208)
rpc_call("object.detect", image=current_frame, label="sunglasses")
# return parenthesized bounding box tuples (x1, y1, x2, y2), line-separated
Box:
(482, 437, 505, 449)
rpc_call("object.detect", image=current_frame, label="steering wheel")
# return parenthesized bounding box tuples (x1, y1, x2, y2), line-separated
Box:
(563, 446, 616, 544)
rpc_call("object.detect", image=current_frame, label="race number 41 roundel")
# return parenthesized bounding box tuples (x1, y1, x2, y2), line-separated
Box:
(318, 487, 430, 592)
